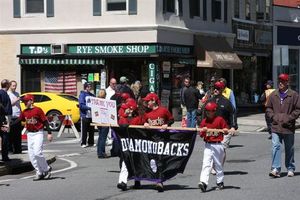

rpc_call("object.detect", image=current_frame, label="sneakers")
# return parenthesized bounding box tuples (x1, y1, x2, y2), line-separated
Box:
(33, 174, 44, 181)
(198, 182, 207, 192)
(44, 166, 52, 179)
(269, 169, 280, 178)
(133, 181, 141, 189)
(81, 144, 87, 148)
(117, 182, 127, 191)
(216, 182, 224, 190)
(287, 171, 294, 177)
(156, 182, 164, 192)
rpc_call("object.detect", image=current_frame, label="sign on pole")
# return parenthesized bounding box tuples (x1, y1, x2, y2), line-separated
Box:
(86, 96, 118, 125)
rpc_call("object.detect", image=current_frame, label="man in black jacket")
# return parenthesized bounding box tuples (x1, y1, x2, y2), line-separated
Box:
(202, 81, 238, 167)
(184, 80, 202, 128)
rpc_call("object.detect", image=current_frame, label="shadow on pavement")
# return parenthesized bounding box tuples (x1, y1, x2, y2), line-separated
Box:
(206, 185, 241, 192)
(229, 145, 244, 148)
(224, 171, 248, 175)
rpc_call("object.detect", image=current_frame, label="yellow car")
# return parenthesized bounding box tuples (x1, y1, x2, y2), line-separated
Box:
(20, 92, 80, 131)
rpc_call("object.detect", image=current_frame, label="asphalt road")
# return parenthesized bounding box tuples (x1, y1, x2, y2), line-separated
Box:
(0, 131, 299, 200)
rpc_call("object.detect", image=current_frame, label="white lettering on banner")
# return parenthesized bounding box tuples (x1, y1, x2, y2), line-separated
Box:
(215, 53, 235, 61)
(120, 138, 190, 157)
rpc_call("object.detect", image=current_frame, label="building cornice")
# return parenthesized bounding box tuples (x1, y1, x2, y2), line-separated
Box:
(0, 24, 235, 38)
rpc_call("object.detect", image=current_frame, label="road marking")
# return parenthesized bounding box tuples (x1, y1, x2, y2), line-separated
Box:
(0, 157, 78, 183)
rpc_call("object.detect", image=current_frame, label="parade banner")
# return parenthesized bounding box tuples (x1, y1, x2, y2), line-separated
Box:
(86, 96, 118, 125)
(113, 126, 197, 182)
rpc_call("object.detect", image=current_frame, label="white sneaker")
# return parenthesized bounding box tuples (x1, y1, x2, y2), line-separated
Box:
(211, 168, 217, 175)
(287, 171, 294, 177)
(81, 144, 87, 148)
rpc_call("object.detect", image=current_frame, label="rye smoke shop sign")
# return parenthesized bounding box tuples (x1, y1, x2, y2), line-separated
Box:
(68, 44, 192, 55)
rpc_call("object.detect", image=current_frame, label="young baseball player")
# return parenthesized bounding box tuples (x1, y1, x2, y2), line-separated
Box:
(198, 102, 229, 192)
(117, 99, 144, 191)
(17, 94, 53, 181)
(143, 93, 174, 192)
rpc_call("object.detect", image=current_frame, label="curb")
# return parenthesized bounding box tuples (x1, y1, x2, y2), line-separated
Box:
(0, 154, 56, 176)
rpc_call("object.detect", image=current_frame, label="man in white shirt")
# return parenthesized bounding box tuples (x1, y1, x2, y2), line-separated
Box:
(8, 80, 22, 154)
(106, 78, 117, 100)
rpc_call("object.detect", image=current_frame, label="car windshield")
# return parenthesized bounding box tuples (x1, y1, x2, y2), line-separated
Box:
(58, 94, 78, 102)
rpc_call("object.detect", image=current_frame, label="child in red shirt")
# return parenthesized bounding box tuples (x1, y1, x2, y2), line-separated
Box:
(198, 102, 229, 192)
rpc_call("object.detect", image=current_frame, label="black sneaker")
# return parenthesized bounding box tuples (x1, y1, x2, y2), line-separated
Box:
(117, 182, 127, 191)
(216, 182, 224, 190)
(133, 181, 141, 189)
(44, 166, 52, 179)
(156, 182, 164, 192)
(198, 182, 207, 192)
(33, 174, 44, 181)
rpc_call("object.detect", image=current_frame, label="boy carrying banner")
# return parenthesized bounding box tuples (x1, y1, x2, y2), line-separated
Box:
(117, 99, 144, 191)
(198, 102, 230, 192)
(143, 93, 174, 192)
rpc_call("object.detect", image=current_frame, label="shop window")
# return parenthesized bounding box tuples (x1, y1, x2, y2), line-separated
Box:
(163, 0, 175, 13)
(189, 0, 200, 18)
(245, 0, 251, 20)
(14, 0, 54, 18)
(265, 0, 271, 21)
(212, 0, 222, 21)
(234, 0, 239, 18)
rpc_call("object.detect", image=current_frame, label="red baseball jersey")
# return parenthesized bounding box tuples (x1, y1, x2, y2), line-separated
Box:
(19, 106, 47, 132)
(199, 116, 228, 142)
(118, 115, 144, 125)
(144, 106, 174, 126)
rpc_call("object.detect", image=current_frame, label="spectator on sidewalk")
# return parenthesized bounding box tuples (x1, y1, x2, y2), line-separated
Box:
(79, 82, 95, 148)
(219, 78, 236, 110)
(8, 80, 22, 154)
(184, 80, 202, 128)
(0, 79, 12, 161)
(106, 78, 117, 100)
(96, 89, 109, 159)
(116, 76, 134, 99)
(260, 80, 275, 139)
(180, 77, 190, 126)
(266, 74, 300, 178)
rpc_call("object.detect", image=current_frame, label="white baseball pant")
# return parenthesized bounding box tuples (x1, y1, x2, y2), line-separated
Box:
(118, 161, 128, 184)
(200, 143, 225, 185)
(27, 131, 50, 175)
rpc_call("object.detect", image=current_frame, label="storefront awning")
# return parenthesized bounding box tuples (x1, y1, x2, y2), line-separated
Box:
(19, 58, 105, 65)
(195, 36, 242, 69)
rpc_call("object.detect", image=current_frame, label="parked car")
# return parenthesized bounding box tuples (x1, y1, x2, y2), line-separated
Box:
(20, 92, 80, 131)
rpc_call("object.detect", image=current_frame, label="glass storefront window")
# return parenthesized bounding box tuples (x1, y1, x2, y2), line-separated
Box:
(277, 49, 299, 92)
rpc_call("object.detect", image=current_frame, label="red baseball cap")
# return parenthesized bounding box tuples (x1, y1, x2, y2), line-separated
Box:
(214, 81, 225, 90)
(278, 73, 289, 82)
(205, 102, 218, 111)
(142, 93, 159, 102)
(126, 101, 137, 110)
(121, 93, 130, 100)
(22, 94, 34, 102)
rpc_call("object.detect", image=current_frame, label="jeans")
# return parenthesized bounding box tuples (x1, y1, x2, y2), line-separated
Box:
(97, 127, 109, 157)
(9, 119, 22, 153)
(186, 109, 197, 128)
(271, 132, 295, 172)
(0, 131, 9, 160)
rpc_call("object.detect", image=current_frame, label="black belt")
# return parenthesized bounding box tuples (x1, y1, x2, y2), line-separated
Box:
(206, 141, 221, 144)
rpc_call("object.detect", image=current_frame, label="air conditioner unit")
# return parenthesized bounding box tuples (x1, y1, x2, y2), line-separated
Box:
(51, 44, 66, 55)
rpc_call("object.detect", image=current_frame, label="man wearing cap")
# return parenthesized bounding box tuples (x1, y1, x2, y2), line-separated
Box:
(116, 76, 134, 99)
(219, 78, 236, 110)
(260, 80, 275, 139)
(266, 74, 300, 178)
(79, 82, 95, 148)
(202, 81, 237, 171)
(16, 94, 53, 181)
(143, 93, 174, 192)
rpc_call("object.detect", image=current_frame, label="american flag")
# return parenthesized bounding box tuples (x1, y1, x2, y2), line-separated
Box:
(45, 71, 77, 95)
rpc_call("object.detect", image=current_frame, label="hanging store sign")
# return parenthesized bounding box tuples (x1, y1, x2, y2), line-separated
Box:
(21, 45, 51, 55)
(237, 29, 250, 41)
(148, 63, 157, 92)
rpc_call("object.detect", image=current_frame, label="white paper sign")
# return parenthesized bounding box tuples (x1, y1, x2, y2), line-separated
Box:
(86, 96, 118, 125)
